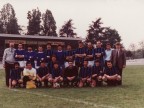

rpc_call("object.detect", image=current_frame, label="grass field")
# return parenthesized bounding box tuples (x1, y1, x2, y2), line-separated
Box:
(0, 66, 144, 108)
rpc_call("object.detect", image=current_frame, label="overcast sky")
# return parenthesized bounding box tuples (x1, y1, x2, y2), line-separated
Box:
(0, 0, 144, 49)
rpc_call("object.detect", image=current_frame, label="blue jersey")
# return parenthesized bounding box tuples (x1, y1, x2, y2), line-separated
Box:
(35, 52, 46, 66)
(75, 47, 86, 63)
(55, 51, 65, 66)
(79, 66, 91, 78)
(25, 51, 36, 63)
(14, 49, 25, 61)
(85, 48, 94, 61)
(65, 50, 75, 61)
(10, 68, 23, 80)
(45, 49, 54, 63)
(104, 66, 118, 76)
(52, 67, 63, 78)
(92, 65, 103, 76)
(94, 47, 105, 60)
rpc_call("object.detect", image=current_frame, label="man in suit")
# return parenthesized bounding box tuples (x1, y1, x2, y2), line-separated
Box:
(111, 42, 126, 85)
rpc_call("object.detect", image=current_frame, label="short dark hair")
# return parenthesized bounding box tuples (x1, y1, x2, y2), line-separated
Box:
(95, 59, 100, 63)
(14, 62, 20, 66)
(47, 43, 51, 46)
(26, 62, 32, 66)
(106, 60, 112, 64)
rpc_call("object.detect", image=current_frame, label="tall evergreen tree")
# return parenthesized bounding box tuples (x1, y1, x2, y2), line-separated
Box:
(86, 18, 121, 46)
(0, 3, 19, 34)
(86, 18, 105, 44)
(42, 9, 57, 36)
(103, 27, 121, 46)
(59, 19, 77, 38)
(27, 8, 41, 35)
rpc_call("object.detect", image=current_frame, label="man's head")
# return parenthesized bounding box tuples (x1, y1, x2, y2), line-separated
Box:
(57, 45, 62, 51)
(115, 42, 121, 49)
(96, 41, 102, 48)
(51, 55, 57, 62)
(106, 61, 113, 68)
(95, 60, 100, 66)
(68, 61, 74, 67)
(9, 42, 14, 48)
(46, 43, 52, 50)
(106, 43, 111, 50)
(40, 61, 46, 68)
(38, 46, 43, 52)
(87, 42, 92, 49)
(27, 46, 33, 51)
(14, 62, 20, 69)
(78, 41, 83, 48)
(18, 43, 23, 49)
(26, 62, 32, 69)
(83, 60, 88, 67)
(53, 62, 59, 69)
(66, 44, 72, 51)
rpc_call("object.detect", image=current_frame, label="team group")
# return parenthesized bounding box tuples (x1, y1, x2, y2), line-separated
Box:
(2, 41, 126, 88)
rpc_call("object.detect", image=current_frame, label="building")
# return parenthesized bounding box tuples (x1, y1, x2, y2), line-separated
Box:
(0, 34, 84, 60)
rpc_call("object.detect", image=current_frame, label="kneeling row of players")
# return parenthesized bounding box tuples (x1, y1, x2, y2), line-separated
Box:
(9, 60, 121, 88)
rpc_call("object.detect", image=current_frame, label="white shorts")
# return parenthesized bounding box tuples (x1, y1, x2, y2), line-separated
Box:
(18, 61, 26, 68)
(88, 61, 94, 67)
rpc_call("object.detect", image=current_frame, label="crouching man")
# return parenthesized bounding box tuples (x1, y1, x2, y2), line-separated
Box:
(64, 60, 78, 87)
(9, 62, 23, 88)
(50, 62, 63, 88)
(37, 61, 50, 87)
(102, 61, 121, 86)
(78, 60, 92, 88)
(91, 60, 103, 87)
(23, 62, 37, 88)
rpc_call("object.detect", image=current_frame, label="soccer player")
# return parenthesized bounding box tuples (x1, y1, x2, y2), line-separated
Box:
(48, 55, 57, 73)
(51, 62, 63, 88)
(14, 43, 26, 68)
(45, 43, 54, 65)
(65, 44, 75, 68)
(75, 41, 86, 68)
(94, 41, 105, 67)
(78, 60, 92, 88)
(25, 45, 36, 68)
(55, 44, 65, 69)
(37, 61, 50, 87)
(85, 42, 94, 67)
(102, 61, 121, 86)
(64, 61, 78, 87)
(91, 60, 103, 87)
(23, 62, 37, 87)
(35, 46, 46, 68)
(9, 62, 23, 88)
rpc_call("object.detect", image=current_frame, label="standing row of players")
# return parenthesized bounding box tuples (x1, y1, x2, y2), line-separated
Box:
(5, 41, 126, 88)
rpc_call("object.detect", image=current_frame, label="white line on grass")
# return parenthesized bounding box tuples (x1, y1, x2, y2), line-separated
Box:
(0, 83, 117, 108)
(8, 88, 117, 108)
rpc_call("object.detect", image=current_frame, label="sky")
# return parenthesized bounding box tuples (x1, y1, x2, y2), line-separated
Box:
(0, 0, 144, 49)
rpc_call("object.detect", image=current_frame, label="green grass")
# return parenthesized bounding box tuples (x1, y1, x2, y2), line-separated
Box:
(0, 66, 144, 108)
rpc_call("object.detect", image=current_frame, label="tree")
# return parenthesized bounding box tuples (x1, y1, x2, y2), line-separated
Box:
(86, 18, 105, 44)
(139, 40, 144, 58)
(129, 43, 137, 59)
(103, 27, 121, 46)
(126, 50, 133, 59)
(59, 19, 77, 38)
(86, 18, 121, 46)
(27, 8, 41, 35)
(0, 3, 19, 34)
(42, 9, 57, 36)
